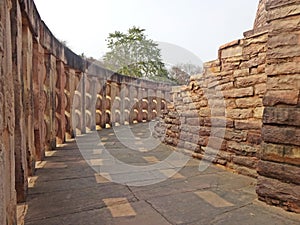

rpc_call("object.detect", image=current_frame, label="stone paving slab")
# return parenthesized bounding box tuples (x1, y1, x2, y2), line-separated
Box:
(20, 124, 300, 225)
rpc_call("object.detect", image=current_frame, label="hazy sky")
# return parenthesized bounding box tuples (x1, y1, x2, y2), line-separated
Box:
(34, 0, 259, 62)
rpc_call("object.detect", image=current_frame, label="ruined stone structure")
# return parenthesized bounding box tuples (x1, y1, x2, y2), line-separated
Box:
(0, 1, 170, 224)
(0, 0, 300, 224)
(160, 0, 300, 213)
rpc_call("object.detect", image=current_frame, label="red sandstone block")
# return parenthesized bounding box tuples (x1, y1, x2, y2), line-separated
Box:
(254, 83, 267, 96)
(235, 97, 263, 108)
(260, 142, 300, 166)
(256, 176, 300, 213)
(227, 108, 253, 119)
(257, 160, 300, 185)
(267, 3, 300, 22)
(223, 87, 254, 98)
(267, 74, 300, 90)
(235, 74, 267, 88)
(263, 90, 299, 106)
(235, 120, 262, 130)
(227, 141, 258, 156)
(263, 107, 300, 126)
(266, 61, 300, 77)
(263, 125, 300, 146)
(225, 129, 248, 142)
(232, 155, 258, 169)
(267, 45, 300, 59)
(247, 131, 262, 145)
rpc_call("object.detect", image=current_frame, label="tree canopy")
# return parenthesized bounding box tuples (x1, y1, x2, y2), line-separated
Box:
(102, 27, 169, 81)
(168, 63, 203, 85)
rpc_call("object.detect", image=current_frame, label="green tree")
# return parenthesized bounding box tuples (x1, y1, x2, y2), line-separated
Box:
(103, 26, 168, 81)
(168, 63, 203, 85)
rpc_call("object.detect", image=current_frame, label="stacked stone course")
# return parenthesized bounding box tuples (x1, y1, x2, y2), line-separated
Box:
(257, 0, 300, 213)
(162, 29, 268, 178)
(160, 0, 300, 213)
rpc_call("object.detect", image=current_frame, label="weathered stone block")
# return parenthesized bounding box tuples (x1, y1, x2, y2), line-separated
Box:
(243, 43, 266, 56)
(228, 163, 258, 178)
(227, 141, 258, 155)
(221, 45, 243, 59)
(257, 160, 300, 185)
(269, 33, 299, 48)
(257, 176, 300, 213)
(232, 155, 258, 169)
(263, 107, 300, 126)
(260, 142, 300, 166)
(240, 53, 266, 68)
(223, 87, 254, 98)
(186, 118, 200, 126)
(267, 74, 300, 90)
(227, 108, 253, 119)
(263, 90, 299, 106)
(269, 13, 300, 32)
(263, 125, 300, 146)
(199, 108, 211, 117)
(266, 60, 300, 76)
(267, 45, 300, 59)
(225, 130, 248, 142)
(199, 127, 211, 136)
(254, 83, 266, 96)
(235, 97, 263, 108)
(181, 110, 199, 118)
(235, 119, 262, 130)
(235, 74, 267, 88)
(233, 68, 250, 77)
(267, 3, 300, 22)
(254, 107, 264, 119)
(244, 32, 268, 46)
(247, 131, 262, 145)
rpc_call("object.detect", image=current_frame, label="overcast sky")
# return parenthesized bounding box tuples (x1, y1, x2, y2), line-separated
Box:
(34, 0, 259, 63)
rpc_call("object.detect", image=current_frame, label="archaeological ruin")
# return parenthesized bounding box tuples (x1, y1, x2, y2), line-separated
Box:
(0, 0, 299, 224)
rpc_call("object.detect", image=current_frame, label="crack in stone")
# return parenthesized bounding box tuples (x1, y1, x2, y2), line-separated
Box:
(145, 200, 174, 225)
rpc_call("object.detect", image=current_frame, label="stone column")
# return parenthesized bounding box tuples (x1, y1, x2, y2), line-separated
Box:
(55, 60, 66, 144)
(99, 79, 107, 129)
(110, 82, 117, 126)
(65, 68, 76, 139)
(33, 41, 45, 161)
(156, 89, 162, 119)
(44, 53, 57, 150)
(81, 72, 86, 134)
(89, 76, 97, 131)
(0, 0, 17, 224)
(128, 85, 136, 124)
(11, 0, 28, 203)
(137, 86, 143, 122)
(120, 82, 127, 125)
(147, 88, 154, 121)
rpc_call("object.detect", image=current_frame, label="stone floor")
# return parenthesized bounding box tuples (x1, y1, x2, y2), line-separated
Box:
(19, 123, 300, 225)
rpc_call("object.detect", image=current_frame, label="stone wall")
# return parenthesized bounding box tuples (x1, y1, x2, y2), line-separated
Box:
(159, 0, 300, 213)
(0, 1, 170, 224)
(161, 29, 268, 178)
(256, 0, 300, 213)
